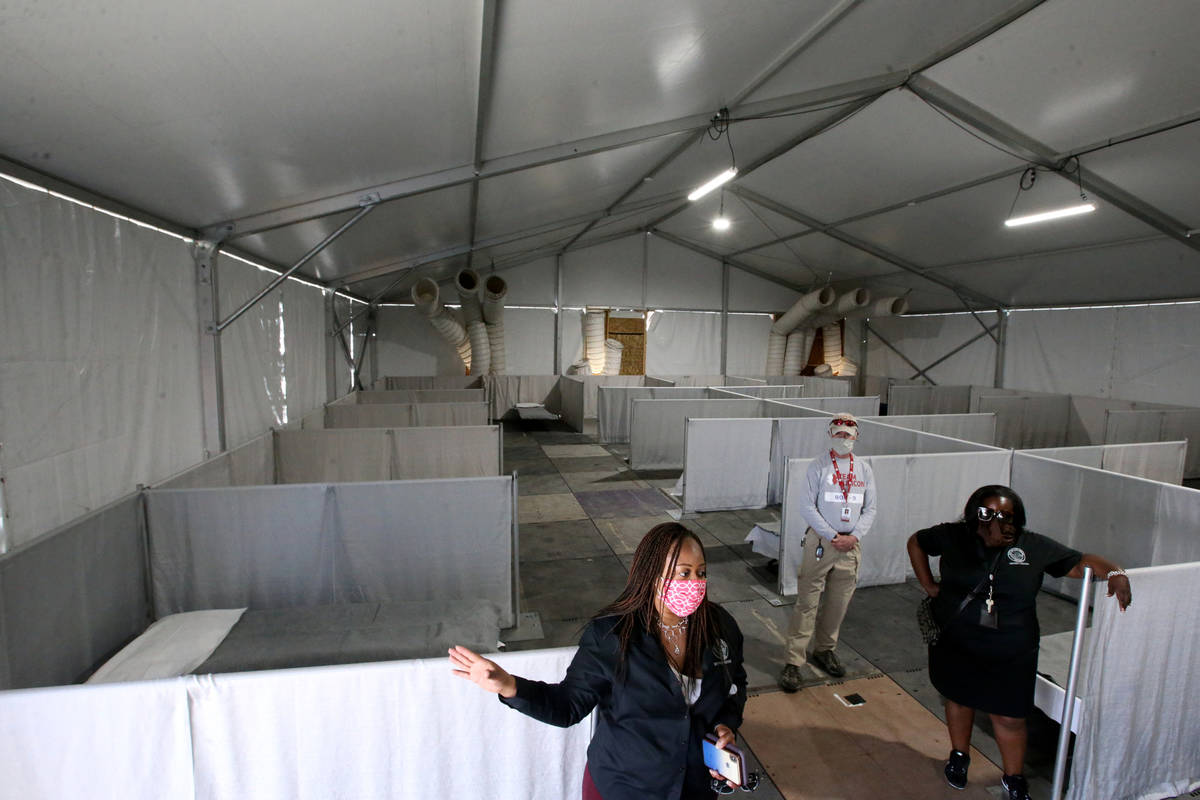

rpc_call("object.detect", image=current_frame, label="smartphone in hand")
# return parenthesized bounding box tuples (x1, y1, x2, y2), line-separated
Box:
(703, 733, 746, 787)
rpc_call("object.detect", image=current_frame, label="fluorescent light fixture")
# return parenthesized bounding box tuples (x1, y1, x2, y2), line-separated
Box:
(712, 216, 731, 231)
(1004, 203, 1095, 227)
(687, 167, 737, 201)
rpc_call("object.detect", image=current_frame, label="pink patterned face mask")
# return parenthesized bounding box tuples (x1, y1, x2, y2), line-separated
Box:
(660, 577, 707, 617)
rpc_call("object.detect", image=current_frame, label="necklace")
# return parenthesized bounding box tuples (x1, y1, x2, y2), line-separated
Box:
(659, 618, 688, 656)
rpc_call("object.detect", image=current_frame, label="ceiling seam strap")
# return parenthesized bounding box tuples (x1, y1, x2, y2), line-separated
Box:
(906, 74, 1200, 255)
(466, 0, 501, 270)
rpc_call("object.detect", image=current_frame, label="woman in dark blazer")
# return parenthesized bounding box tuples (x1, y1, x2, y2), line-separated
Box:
(451, 522, 748, 800)
(907, 484, 1131, 800)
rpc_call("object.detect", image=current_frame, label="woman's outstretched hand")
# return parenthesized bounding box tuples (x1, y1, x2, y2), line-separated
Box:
(449, 645, 518, 698)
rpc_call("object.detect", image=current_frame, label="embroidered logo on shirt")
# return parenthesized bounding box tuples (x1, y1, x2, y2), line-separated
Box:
(713, 638, 731, 666)
(1006, 547, 1028, 565)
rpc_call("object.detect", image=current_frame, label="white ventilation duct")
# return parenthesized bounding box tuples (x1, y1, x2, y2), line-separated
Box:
(811, 287, 872, 328)
(412, 278, 471, 371)
(843, 295, 910, 322)
(603, 339, 624, 375)
(584, 308, 607, 375)
(782, 329, 811, 376)
(456, 269, 490, 375)
(482, 274, 508, 375)
(822, 323, 843, 371)
(813, 363, 833, 376)
(767, 287, 835, 374)
(838, 358, 859, 377)
(765, 332, 787, 375)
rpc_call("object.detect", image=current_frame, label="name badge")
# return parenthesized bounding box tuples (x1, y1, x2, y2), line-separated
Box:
(840, 506, 852, 522)
(824, 492, 864, 504)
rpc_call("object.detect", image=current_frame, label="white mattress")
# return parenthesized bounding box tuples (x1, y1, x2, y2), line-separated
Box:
(88, 608, 247, 684)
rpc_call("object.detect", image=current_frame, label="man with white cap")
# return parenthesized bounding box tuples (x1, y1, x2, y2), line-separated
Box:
(778, 411, 877, 692)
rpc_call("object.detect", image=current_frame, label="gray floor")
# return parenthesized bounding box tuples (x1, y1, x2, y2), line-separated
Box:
(498, 418, 1106, 800)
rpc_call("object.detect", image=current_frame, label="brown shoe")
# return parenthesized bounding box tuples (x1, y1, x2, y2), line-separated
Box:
(777, 664, 804, 693)
(812, 649, 846, 677)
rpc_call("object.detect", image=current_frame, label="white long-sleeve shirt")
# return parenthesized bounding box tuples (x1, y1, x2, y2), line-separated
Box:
(798, 451, 877, 542)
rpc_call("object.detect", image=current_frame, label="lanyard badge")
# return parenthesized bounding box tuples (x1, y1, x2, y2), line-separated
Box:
(829, 451, 855, 522)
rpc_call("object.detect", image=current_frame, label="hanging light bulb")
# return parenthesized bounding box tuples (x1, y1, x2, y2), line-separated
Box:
(712, 188, 731, 232)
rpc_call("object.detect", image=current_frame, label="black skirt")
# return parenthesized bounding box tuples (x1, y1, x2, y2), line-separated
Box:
(928, 623, 1039, 718)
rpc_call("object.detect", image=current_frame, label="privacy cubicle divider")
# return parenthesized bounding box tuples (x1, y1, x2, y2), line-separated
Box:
(275, 426, 503, 483)
(559, 376, 586, 432)
(711, 385, 807, 399)
(886, 384, 972, 415)
(482, 375, 562, 420)
(350, 388, 487, 404)
(869, 413, 997, 445)
(146, 475, 520, 627)
(0, 646, 590, 800)
(975, 393, 1072, 449)
(597, 386, 711, 443)
(322, 401, 490, 429)
(1020, 441, 1186, 485)
(0, 493, 149, 691)
(682, 416, 999, 513)
(765, 395, 881, 416)
(643, 375, 676, 386)
(1104, 408, 1200, 478)
(375, 376, 481, 391)
(630, 398, 764, 470)
(777, 451, 1014, 594)
(722, 375, 767, 386)
(1010, 453, 1200, 596)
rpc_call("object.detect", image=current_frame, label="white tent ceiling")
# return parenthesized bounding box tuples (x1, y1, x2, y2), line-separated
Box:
(2, 0, 1198, 312)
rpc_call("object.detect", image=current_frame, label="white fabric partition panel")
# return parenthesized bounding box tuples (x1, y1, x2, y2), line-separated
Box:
(0, 494, 149, 691)
(1066, 563, 1200, 800)
(769, 396, 880, 415)
(568, 375, 644, 419)
(146, 477, 517, 625)
(876, 413, 996, 445)
(276, 429, 392, 483)
(377, 376, 481, 390)
(723, 376, 767, 386)
(976, 394, 1071, 449)
(484, 375, 562, 419)
(325, 401, 489, 428)
(887, 385, 972, 415)
(0, 647, 589, 800)
(598, 386, 710, 443)
(156, 433, 275, 490)
(778, 451, 1013, 594)
(559, 377, 586, 432)
(0, 677, 198, 800)
(644, 376, 676, 386)
(356, 389, 486, 404)
(390, 426, 503, 479)
(1022, 442, 1186, 484)
(682, 419, 774, 512)
(630, 399, 763, 470)
(655, 374, 728, 387)
(1105, 409, 1200, 478)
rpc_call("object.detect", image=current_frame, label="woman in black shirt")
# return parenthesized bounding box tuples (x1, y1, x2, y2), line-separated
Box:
(907, 484, 1131, 800)
(450, 522, 748, 800)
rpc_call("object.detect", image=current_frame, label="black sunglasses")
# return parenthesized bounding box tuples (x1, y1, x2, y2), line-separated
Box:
(976, 507, 1013, 523)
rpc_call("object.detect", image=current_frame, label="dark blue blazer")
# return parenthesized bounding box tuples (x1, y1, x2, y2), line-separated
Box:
(501, 605, 747, 800)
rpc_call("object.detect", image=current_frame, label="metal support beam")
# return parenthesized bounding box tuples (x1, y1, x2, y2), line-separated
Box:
(193, 241, 226, 456)
(648, 229, 806, 293)
(466, 0, 500, 269)
(730, 185, 1005, 308)
(720, 262, 730, 375)
(855, 318, 869, 396)
(866, 322, 935, 384)
(1051, 566, 1092, 800)
(956, 292, 1000, 343)
(554, 254, 564, 374)
(994, 310, 1008, 388)
(366, 308, 379, 389)
(216, 204, 375, 332)
(907, 74, 1200, 255)
(324, 292, 339, 402)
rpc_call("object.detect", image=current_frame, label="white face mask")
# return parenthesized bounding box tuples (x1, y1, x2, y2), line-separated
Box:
(831, 437, 855, 456)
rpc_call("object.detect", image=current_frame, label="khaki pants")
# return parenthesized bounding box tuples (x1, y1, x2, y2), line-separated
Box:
(784, 528, 861, 667)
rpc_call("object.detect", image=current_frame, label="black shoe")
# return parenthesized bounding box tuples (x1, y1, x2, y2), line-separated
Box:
(812, 649, 846, 677)
(944, 749, 969, 790)
(777, 664, 804, 693)
(1001, 774, 1031, 800)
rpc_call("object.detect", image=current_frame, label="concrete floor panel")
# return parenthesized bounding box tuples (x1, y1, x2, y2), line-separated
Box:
(561, 470, 649, 494)
(690, 511, 758, 547)
(520, 519, 611, 562)
(541, 444, 612, 459)
(518, 493, 589, 524)
(548, 456, 630, 474)
(519, 555, 628, 622)
(517, 473, 571, 496)
(506, 456, 562, 476)
(575, 488, 679, 519)
(593, 514, 703, 554)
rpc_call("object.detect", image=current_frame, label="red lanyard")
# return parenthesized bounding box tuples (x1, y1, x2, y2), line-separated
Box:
(828, 451, 855, 501)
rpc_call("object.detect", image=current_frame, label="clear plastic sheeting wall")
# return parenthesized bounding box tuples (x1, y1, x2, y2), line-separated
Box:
(0, 647, 590, 800)
(0, 179, 204, 548)
(218, 255, 326, 448)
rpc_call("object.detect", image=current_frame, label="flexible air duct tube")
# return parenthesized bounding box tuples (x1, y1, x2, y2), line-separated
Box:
(467, 321, 491, 376)
(842, 295, 910, 322)
(412, 278, 470, 370)
(838, 358, 859, 377)
(770, 287, 837, 336)
(584, 309, 607, 375)
(822, 323, 842, 371)
(482, 275, 508, 375)
(808, 287, 873, 329)
(783, 329, 811, 376)
(603, 338, 624, 375)
(765, 331, 787, 375)
(455, 269, 484, 324)
(813, 363, 833, 376)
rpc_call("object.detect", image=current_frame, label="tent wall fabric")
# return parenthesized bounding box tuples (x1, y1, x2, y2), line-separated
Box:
(630, 398, 764, 470)
(0, 493, 149, 691)
(867, 313, 1000, 387)
(0, 647, 590, 800)
(1066, 563, 1200, 800)
(1104, 409, 1200, 478)
(778, 451, 1014, 594)
(645, 311, 723, 376)
(0, 182, 204, 550)
(323, 401, 489, 428)
(146, 476, 518, 626)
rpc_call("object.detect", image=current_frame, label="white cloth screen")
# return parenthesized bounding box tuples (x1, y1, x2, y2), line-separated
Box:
(976, 394, 1071, 449)
(725, 314, 773, 376)
(598, 386, 709, 443)
(559, 377, 586, 432)
(646, 311, 722, 376)
(1067, 563, 1200, 800)
(390, 426, 502, 479)
(275, 429, 392, 483)
(630, 399, 763, 470)
(357, 389, 486, 404)
(484, 375, 562, 419)
(1105, 409, 1200, 478)
(683, 419, 774, 512)
(1022, 442, 1185, 484)
(325, 402, 489, 428)
(887, 385, 972, 415)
